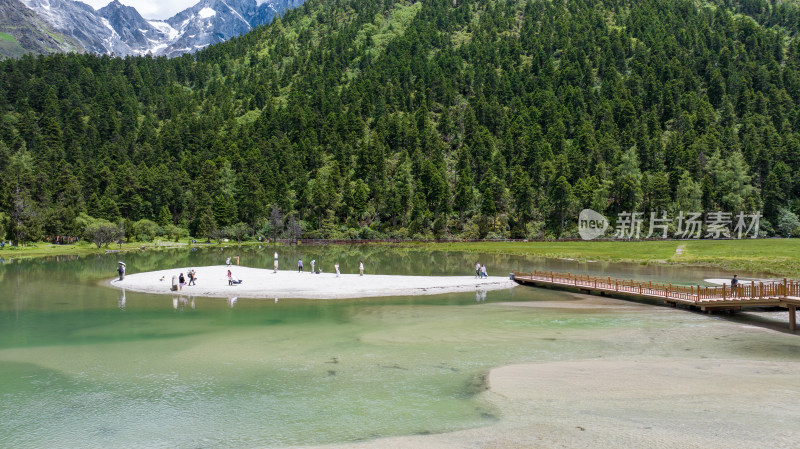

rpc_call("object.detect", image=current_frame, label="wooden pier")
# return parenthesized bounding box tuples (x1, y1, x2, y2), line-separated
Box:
(512, 270, 800, 331)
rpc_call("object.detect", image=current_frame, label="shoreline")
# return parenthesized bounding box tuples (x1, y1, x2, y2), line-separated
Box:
(5, 239, 800, 278)
(109, 265, 518, 299)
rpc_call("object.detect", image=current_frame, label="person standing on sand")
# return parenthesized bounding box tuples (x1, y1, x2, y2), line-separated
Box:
(274, 252, 279, 273)
(311, 259, 316, 273)
(227, 269, 233, 285)
(117, 262, 126, 281)
(188, 269, 196, 286)
(335, 262, 340, 277)
(480, 264, 487, 279)
(298, 258, 303, 273)
(359, 260, 364, 276)
(475, 261, 481, 279)
(179, 272, 186, 290)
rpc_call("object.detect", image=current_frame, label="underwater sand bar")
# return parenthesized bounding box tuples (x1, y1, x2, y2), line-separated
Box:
(109, 265, 517, 299)
(303, 357, 800, 449)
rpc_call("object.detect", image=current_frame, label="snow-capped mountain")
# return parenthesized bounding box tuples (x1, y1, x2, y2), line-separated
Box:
(0, 0, 83, 58)
(158, 0, 304, 57)
(97, 0, 171, 54)
(18, 0, 136, 54)
(7, 0, 304, 58)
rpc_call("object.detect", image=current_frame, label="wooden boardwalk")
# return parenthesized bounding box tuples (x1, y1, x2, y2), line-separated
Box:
(512, 270, 800, 331)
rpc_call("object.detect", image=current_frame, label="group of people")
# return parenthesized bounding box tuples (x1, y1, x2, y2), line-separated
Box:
(291, 255, 363, 277)
(474, 262, 489, 279)
(164, 253, 372, 289)
(296, 258, 322, 273)
(172, 269, 197, 291)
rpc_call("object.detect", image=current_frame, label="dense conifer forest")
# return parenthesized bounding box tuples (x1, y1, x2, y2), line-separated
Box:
(2, 0, 800, 243)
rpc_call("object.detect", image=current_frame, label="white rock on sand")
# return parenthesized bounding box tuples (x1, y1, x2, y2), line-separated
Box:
(110, 265, 517, 299)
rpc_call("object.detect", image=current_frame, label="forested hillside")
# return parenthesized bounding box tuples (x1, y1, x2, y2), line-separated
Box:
(2, 0, 800, 243)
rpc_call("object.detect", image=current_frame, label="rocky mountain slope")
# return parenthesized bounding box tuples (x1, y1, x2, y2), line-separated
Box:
(0, 0, 304, 58)
(0, 0, 82, 57)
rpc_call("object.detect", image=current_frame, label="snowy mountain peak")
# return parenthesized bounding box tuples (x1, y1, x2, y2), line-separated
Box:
(11, 0, 304, 57)
(198, 7, 216, 18)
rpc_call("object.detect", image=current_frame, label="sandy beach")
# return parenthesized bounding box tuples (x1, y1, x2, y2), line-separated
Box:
(110, 265, 517, 299)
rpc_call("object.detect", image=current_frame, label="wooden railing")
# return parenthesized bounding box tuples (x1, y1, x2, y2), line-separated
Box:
(512, 270, 800, 304)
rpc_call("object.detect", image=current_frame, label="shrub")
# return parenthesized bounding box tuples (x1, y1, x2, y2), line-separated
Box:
(133, 219, 161, 242)
(84, 219, 124, 248)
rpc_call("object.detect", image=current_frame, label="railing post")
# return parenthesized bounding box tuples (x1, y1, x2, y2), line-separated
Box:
(722, 284, 726, 301)
(697, 285, 701, 302)
(784, 278, 788, 298)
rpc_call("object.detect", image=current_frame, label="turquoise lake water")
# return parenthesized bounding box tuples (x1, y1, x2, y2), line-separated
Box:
(0, 245, 791, 448)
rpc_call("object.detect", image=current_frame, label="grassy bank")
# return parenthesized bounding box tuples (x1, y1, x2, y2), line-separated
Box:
(0, 240, 188, 259)
(2, 238, 798, 278)
(0, 239, 295, 261)
(412, 239, 800, 278)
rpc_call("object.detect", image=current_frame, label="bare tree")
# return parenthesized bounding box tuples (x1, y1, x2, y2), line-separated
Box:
(286, 214, 303, 244)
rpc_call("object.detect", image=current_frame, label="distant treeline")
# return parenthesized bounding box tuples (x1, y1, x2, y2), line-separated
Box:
(2, 0, 800, 244)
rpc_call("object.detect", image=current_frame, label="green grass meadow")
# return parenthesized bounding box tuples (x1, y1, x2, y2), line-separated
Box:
(2, 238, 798, 278)
(422, 239, 800, 278)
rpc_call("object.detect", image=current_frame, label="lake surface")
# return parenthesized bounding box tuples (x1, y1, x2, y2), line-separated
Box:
(1, 246, 797, 448)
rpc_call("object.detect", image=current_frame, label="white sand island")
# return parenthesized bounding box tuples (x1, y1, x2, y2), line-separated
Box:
(110, 265, 517, 299)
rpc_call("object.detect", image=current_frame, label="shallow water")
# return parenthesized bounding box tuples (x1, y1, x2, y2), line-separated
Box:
(0, 246, 797, 448)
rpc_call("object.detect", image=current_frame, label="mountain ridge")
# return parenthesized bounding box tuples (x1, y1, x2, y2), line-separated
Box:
(0, 0, 83, 57)
(2, 0, 800, 242)
(0, 0, 304, 58)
